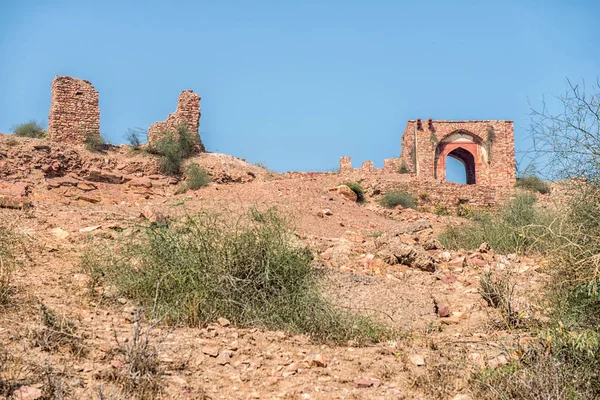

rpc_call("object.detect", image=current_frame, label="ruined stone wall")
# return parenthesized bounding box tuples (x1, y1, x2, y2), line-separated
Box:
(148, 90, 205, 152)
(48, 76, 100, 145)
(399, 120, 516, 189)
(339, 157, 405, 174)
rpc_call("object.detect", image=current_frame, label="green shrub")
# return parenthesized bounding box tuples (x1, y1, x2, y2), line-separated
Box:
(516, 175, 551, 194)
(254, 162, 268, 170)
(379, 190, 417, 209)
(343, 182, 365, 202)
(84, 132, 104, 152)
(398, 160, 410, 174)
(12, 120, 46, 138)
(81, 209, 393, 344)
(433, 204, 451, 216)
(439, 193, 546, 254)
(148, 125, 196, 175)
(177, 163, 210, 193)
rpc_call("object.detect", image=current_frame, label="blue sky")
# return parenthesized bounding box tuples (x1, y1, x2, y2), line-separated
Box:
(0, 1, 598, 179)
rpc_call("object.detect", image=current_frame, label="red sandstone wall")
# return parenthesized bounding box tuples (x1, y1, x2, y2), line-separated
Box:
(48, 76, 100, 145)
(148, 90, 205, 152)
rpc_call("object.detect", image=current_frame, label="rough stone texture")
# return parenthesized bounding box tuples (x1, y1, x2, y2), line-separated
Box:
(48, 76, 100, 145)
(361, 160, 374, 171)
(340, 156, 352, 173)
(399, 120, 516, 189)
(383, 158, 401, 172)
(148, 90, 205, 152)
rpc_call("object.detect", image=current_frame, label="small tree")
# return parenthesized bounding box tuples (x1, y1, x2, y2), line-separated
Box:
(126, 128, 146, 149)
(530, 79, 600, 183)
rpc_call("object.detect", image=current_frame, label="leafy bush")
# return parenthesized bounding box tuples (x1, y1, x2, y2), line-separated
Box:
(82, 209, 393, 344)
(12, 120, 46, 138)
(379, 190, 417, 209)
(148, 125, 196, 175)
(84, 132, 104, 152)
(343, 182, 365, 202)
(516, 175, 551, 194)
(177, 163, 211, 193)
(438, 193, 547, 254)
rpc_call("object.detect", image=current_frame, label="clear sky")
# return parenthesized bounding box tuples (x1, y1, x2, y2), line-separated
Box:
(1, 1, 599, 179)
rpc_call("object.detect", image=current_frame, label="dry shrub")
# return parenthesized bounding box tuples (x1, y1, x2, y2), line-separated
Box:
(0, 227, 18, 307)
(479, 268, 522, 329)
(102, 309, 162, 399)
(31, 303, 85, 356)
(410, 349, 472, 400)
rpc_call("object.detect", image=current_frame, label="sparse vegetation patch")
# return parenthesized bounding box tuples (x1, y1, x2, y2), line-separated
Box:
(379, 190, 417, 209)
(82, 209, 393, 344)
(12, 120, 46, 138)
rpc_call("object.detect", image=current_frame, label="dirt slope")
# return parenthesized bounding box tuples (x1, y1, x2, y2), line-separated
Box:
(0, 135, 548, 399)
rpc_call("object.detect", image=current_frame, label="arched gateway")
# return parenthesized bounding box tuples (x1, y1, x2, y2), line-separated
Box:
(399, 120, 515, 189)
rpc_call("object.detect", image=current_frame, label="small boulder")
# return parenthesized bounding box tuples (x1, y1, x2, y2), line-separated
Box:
(392, 243, 437, 272)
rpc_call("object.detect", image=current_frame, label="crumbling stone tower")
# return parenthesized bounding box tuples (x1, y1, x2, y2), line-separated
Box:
(48, 76, 100, 144)
(148, 90, 205, 152)
(399, 119, 516, 188)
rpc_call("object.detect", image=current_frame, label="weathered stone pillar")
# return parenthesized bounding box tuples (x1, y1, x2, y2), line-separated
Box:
(148, 90, 205, 152)
(340, 156, 352, 173)
(48, 76, 100, 144)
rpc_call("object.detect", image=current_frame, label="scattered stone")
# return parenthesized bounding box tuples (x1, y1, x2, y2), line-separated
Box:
(317, 208, 333, 218)
(140, 206, 167, 225)
(487, 354, 509, 369)
(12, 385, 42, 400)
(0, 194, 32, 210)
(393, 220, 432, 236)
(391, 243, 437, 272)
(128, 177, 153, 189)
(76, 194, 100, 204)
(50, 227, 69, 239)
(217, 317, 230, 327)
(438, 251, 452, 262)
(440, 315, 461, 325)
(423, 238, 443, 250)
(85, 169, 129, 184)
(202, 346, 220, 357)
(329, 185, 358, 202)
(312, 354, 327, 368)
(409, 354, 425, 366)
(215, 351, 232, 365)
(79, 225, 102, 233)
(353, 378, 381, 388)
(479, 242, 491, 253)
(77, 181, 97, 191)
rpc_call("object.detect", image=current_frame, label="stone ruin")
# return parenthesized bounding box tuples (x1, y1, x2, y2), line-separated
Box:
(148, 90, 205, 152)
(341, 119, 516, 189)
(46, 76, 205, 153)
(48, 76, 100, 145)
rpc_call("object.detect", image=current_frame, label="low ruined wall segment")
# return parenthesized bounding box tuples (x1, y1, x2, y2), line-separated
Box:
(148, 90, 205, 152)
(48, 76, 100, 145)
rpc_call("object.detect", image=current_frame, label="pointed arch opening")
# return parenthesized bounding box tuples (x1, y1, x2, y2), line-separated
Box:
(446, 147, 476, 184)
